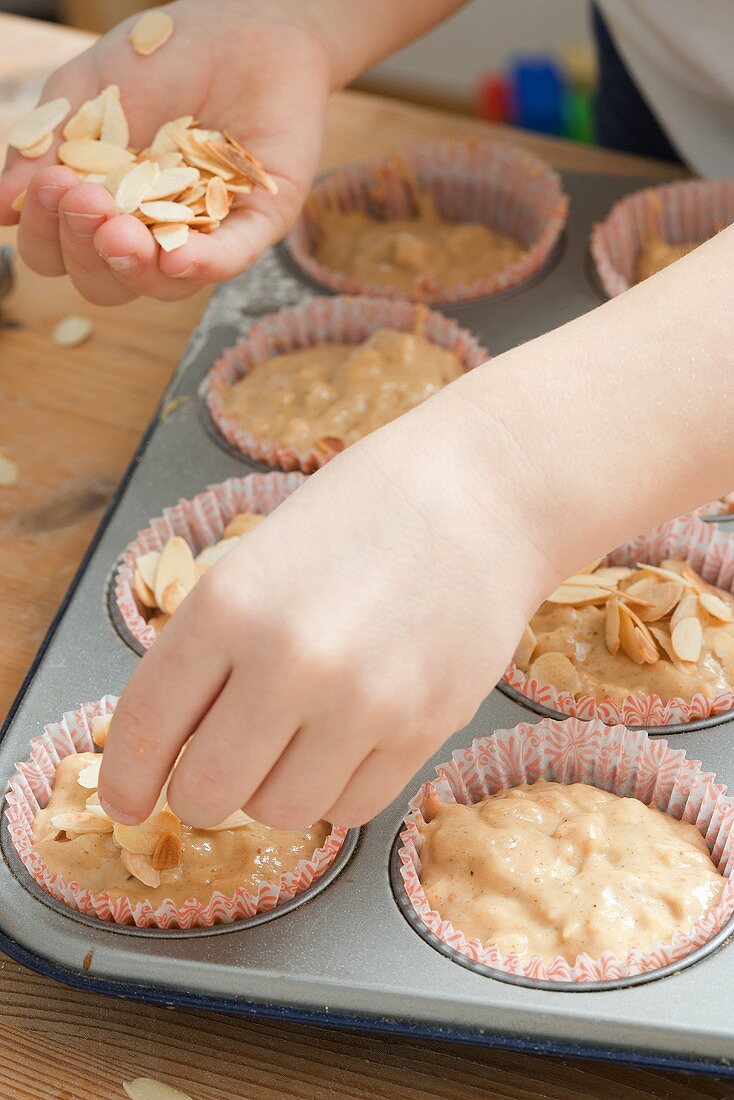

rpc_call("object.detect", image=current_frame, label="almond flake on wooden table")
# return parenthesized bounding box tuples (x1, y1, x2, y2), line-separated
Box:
(8, 96, 70, 152)
(0, 451, 19, 486)
(123, 1077, 194, 1100)
(129, 10, 175, 56)
(52, 315, 94, 349)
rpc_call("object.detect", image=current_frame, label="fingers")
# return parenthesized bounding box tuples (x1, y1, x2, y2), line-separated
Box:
(93, 215, 205, 301)
(165, 669, 300, 829)
(17, 165, 80, 276)
(98, 602, 233, 824)
(242, 722, 369, 830)
(325, 748, 424, 829)
(58, 183, 136, 305)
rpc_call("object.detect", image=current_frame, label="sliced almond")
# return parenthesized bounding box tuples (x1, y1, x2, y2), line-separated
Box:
(590, 566, 634, 587)
(205, 810, 256, 831)
(91, 715, 111, 748)
(135, 550, 161, 592)
(120, 849, 161, 888)
(63, 92, 105, 140)
(699, 592, 734, 623)
(123, 1078, 194, 1100)
(99, 85, 129, 147)
(50, 811, 112, 835)
(58, 139, 135, 173)
(153, 536, 196, 611)
(528, 652, 581, 693)
(8, 96, 70, 151)
(77, 756, 102, 790)
(150, 116, 195, 155)
(139, 200, 195, 223)
(670, 593, 703, 631)
(623, 578, 684, 623)
(133, 568, 157, 609)
(714, 630, 734, 680)
(512, 624, 536, 668)
(152, 223, 190, 252)
(152, 829, 182, 870)
(578, 558, 604, 575)
(129, 10, 175, 56)
(637, 562, 696, 587)
(160, 579, 188, 615)
(143, 166, 199, 201)
(220, 131, 278, 193)
(671, 616, 703, 663)
(115, 159, 159, 214)
(0, 451, 19, 486)
(605, 598, 621, 655)
(546, 583, 613, 607)
(619, 603, 659, 665)
(223, 512, 265, 538)
(114, 809, 180, 857)
(52, 315, 94, 349)
(19, 132, 53, 159)
(10, 189, 26, 213)
(148, 149, 185, 169)
(205, 175, 230, 220)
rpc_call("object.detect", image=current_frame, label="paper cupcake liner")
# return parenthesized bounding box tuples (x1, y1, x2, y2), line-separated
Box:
(590, 179, 734, 298)
(504, 514, 734, 728)
(398, 716, 734, 983)
(113, 471, 305, 652)
(4, 696, 349, 929)
(201, 295, 489, 473)
(284, 140, 569, 303)
(693, 493, 734, 523)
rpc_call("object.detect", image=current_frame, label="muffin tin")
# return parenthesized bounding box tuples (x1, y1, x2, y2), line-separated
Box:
(2, 168, 734, 1076)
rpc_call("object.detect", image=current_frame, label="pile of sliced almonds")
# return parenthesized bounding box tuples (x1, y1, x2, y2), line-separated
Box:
(515, 557, 734, 689)
(132, 511, 264, 631)
(9, 84, 277, 250)
(44, 717, 256, 890)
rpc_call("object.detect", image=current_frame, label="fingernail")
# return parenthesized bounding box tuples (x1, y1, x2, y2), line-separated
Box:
(36, 184, 65, 213)
(62, 210, 105, 237)
(99, 797, 138, 825)
(169, 262, 197, 279)
(100, 252, 139, 273)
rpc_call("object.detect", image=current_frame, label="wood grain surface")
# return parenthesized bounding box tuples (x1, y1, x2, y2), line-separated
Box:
(0, 14, 715, 1100)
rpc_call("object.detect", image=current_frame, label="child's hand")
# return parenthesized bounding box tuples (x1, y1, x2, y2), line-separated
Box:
(98, 384, 557, 830)
(0, 0, 330, 303)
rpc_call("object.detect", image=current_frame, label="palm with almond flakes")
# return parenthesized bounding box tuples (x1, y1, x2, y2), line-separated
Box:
(0, 0, 329, 303)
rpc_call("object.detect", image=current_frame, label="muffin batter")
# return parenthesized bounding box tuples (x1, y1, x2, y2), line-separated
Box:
(418, 780, 725, 961)
(34, 751, 330, 905)
(221, 326, 464, 452)
(313, 198, 526, 294)
(516, 558, 734, 704)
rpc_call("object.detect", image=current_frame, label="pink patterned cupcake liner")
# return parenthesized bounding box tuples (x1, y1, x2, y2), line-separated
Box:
(398, 716, 734, 984)
(590, 179, 734, 298)
(693, 493, 734, 523)
(284, 140, 569, 303)
(503, 515, 734, 729)
(200, 295, 489, 473)
(113, 471, 305, 652)
(4, 695, 349, 929)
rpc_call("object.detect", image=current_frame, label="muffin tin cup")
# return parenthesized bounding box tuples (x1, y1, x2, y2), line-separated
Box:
(590, 178, 734, 299)
(283, 140, 569, 303)
(502, 514, 734, 731)
(200, 295, 489, 473)
(111, 471, 305, 654)
(395, 716, 734, 987)
(4, 696, 350, 930)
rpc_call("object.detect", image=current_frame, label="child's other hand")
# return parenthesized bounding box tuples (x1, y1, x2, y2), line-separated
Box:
(0, 0, 330, 304)
(98, 386, 556, 830)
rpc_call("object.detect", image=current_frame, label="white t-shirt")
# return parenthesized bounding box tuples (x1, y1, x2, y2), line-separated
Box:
(597, 0, 734, 176)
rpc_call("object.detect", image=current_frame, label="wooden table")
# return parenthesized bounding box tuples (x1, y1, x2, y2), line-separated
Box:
(0, 14, 717, 1100)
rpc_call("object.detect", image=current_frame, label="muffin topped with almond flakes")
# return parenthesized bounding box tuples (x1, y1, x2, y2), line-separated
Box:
(513, 559, 734, 704)
(32, 717, 330, 905)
